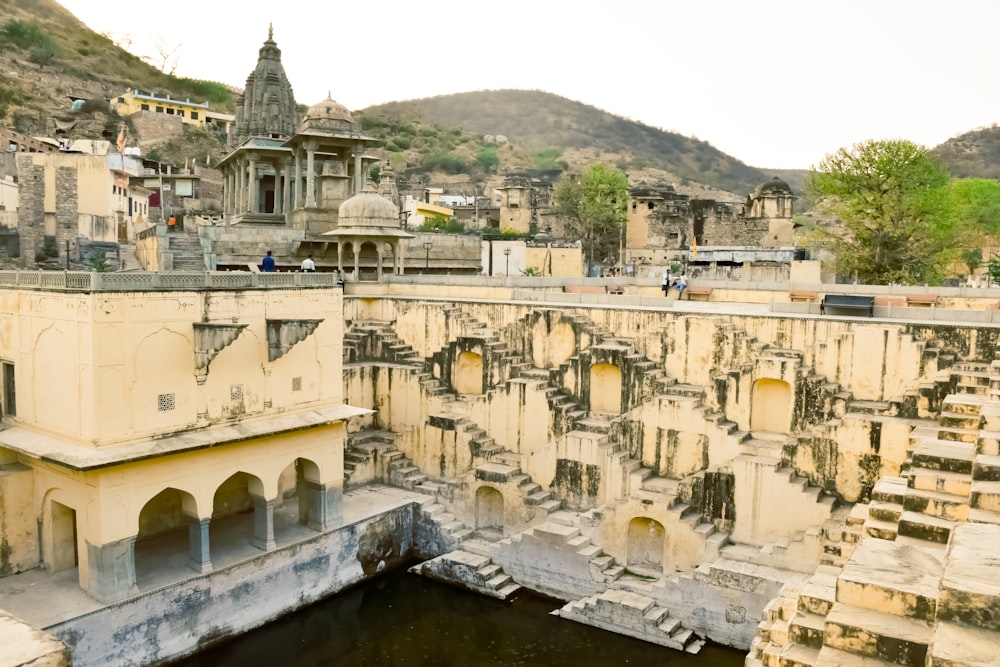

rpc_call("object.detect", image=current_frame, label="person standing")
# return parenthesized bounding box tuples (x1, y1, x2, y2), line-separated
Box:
(674, 273, 688, 299)
(301, 255, 316, 272)
(261, 250, 276, 272)
(661, 268, 672, 296)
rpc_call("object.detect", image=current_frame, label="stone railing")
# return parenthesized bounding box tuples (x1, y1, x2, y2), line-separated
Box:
(0, 270, 342, 292)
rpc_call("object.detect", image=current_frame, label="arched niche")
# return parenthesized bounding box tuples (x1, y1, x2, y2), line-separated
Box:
(589, 363, 622, 414)
(475, 486, 504, 533)
(135, 487, 198, 587)
(750, 378, 792, 434)
(454, 351, 484, 395)
(626, 516, 664, 568)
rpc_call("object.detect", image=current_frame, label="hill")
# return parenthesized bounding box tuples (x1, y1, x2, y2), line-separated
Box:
(0, 0, 231, 161)
(931, 125, 1000, 180)
(361, 90, 774, 197)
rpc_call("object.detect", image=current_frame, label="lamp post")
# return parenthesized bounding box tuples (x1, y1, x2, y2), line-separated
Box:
(504, 247, 511, 276)
(423, 241, 432, 270)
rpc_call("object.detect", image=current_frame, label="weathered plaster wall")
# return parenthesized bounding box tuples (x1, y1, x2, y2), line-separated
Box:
(47, 504, 416, 667)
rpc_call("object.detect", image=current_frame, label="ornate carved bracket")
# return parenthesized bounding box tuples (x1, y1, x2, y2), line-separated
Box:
(194, 322, 249, 376)
(266, 319, 324, 362)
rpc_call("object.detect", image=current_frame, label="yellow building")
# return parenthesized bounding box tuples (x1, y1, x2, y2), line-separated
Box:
(0, 273, 363, 603)
(113, 90, 234, 132)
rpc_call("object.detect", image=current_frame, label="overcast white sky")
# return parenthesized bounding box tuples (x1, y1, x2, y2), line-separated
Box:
(57, 0, 999, 169)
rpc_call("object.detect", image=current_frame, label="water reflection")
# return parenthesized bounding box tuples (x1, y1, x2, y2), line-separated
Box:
(178, 567, 745, 666)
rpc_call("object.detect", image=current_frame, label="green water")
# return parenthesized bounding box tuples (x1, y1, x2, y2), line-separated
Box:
(177, 567, 746, 666)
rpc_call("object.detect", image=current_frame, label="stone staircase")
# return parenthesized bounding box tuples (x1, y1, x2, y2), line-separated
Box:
(553, 589, 706, 654)
(475, 456, 563, 515)
(344, 429, 397, 488)
(409, 540, 521, 600)
(167, 231, 206, 271)
(343, 320, 423, 366)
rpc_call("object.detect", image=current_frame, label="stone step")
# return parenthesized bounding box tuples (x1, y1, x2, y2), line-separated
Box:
(908, 467, 973, 497)
(971, 480, 1000, 512)
(813, 646, 896, 667)
(863, 518, 899, 541)
(788, 610, 825, 650)
(867, 500, 903, 524)
(974, 454, 1000, 481)
(910, 441, 975, 475)
(777, 643, 819, 667)
(901, 487, 970, 522)
(897, 510, 955, 544)
(871, 477, 908, 504)
(823, 601, 932, 664)
(836, 538, 943, 622)
(926, 620, 1000, 667)
(797, 580, 836, 616)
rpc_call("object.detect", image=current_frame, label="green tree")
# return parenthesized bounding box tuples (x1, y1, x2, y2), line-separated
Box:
(808, 139, 950, 284)
(552, 164, 628, 269)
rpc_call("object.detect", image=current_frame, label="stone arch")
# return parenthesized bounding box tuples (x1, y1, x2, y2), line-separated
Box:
(46, 497, 78, 573)
(454, 351, 484, 395)
(626, 516, 664, 568)
(750, 378, 792, 434)
(589, 363, 622, 414)
(135, 487, 199, 587)
(475, 486, 504, 533)
(531, 317, 575, 369)
(359, 241, 380, 280)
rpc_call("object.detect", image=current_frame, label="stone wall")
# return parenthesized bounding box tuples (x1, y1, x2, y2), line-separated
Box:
(129, 111, 184, 148)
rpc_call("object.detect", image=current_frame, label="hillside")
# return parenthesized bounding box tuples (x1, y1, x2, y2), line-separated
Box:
(0, 0, 231, 161)
(361, 90, 774, 197)
(931, 125, 1000, 179)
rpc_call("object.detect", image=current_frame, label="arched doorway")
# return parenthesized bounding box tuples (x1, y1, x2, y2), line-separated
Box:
(135, 487, 197, 588)
(750, 378, 792, 433)
(475, 486, 504, 536)
(359, 242, 380, 281)
(47, 499, 78, 573)
(454, 351, 484, 395)
(590, 363, 622, 414)
(212, 472, 264, 563)
(626, 517, 664, 569)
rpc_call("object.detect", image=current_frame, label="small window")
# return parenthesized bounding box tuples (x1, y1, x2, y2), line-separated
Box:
(648, 202, 655, 210)
(117, 97, 125, 103)
(155, 106, 164, 113)
(2, 361, 15, 417)
(140, 103, 150, 111)
(166, 108, 175, 115)
(190, 111, 199, 120)
(157, 393, 175, 411)
(177, 110, 184, 117)
(292, 377, 302, 392)
(230, 385, 243, 401)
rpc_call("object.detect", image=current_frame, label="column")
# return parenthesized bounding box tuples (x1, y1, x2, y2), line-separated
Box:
(248, 154, 258, 213)
(376, 248, 383, 281)
(283, 159, 292, 223)
(250, 494, 276, 551)
(274, 164, 283, 216)
(84, 537, 138, 603)
(186, 516, 212, 573)
(304, 481, 342, 531)
(353, 244, 360, 278)
(396, 240, 405, 275)
(305, 142, 317, 207)
(294, 149, 303, 209)
(353, 143, 364, 194)
(236, 159, 245, 215)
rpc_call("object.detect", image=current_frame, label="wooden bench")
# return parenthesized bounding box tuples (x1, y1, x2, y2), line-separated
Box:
(684, 286, 712, 301)
(905, 294, 937, 308)
(821, 294, 875, 317)
(874, 296, 906, 308)
(789, 290, 818, 303)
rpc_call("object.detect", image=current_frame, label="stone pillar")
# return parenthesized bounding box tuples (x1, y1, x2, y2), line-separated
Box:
(248, 154, 258, 214)
(236, 160, 245, 215)
(84, 537, 138, 603)
(251, 494, 276, 551)
(395, 240, 405, 275)
(376, 247, 383, 280)
(353, 144, 364, 194)
(306, 143, 317, 207)
(274, 165, 283, 216)
(187, 516, 212, 573)
(294, 149, 303, 209)
(283, 160, 292, 223)
(304, 481, 342, 531)
(353, 244, 360, 277)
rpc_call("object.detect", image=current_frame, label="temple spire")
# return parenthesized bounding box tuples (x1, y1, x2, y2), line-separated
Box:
(268, 22, 273, 40)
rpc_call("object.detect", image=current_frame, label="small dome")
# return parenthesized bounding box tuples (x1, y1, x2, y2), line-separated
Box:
(756, 176, 793, 196)
(338, 183, 400, 227)
(298, 94, 356, 134)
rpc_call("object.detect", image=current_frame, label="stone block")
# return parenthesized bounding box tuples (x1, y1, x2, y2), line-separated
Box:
(937, 523, 1000, 632)
(836, 538, 943, 621)
(823, 602, 932, 664)
(927, 620, 1000, 667)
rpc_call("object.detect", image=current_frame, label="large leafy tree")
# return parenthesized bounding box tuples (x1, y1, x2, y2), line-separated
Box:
(552, 164, 628, 270)
(809, 139, 950, 284)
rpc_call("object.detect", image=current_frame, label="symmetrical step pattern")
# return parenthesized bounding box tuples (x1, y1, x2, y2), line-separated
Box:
(343, 320, 423, 365)
(553, 589, 705, 654)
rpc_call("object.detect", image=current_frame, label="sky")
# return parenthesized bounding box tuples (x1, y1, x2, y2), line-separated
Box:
(56, 0, 1000, 170)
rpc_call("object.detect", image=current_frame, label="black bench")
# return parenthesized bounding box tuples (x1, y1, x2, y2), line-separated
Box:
(820, 294, 875, 317)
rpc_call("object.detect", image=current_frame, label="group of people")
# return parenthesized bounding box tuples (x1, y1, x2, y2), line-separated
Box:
(259, 251, 316, 273)
(661, 269, 688, 298)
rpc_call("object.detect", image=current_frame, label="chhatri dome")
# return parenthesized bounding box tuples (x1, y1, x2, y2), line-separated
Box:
(298, 93, 359, 135)
(337, 182, 402, 228)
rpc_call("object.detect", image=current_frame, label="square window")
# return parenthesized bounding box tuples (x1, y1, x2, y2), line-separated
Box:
(230, 385, 243, 401)
(158, 393, 175, 411)
(292, 377, 302, 391)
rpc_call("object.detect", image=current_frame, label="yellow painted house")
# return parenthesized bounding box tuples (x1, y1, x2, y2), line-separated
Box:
(113, 90, 234, 132)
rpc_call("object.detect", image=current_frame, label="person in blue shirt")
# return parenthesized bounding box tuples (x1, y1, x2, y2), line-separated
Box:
(261, 250, 276, 272)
